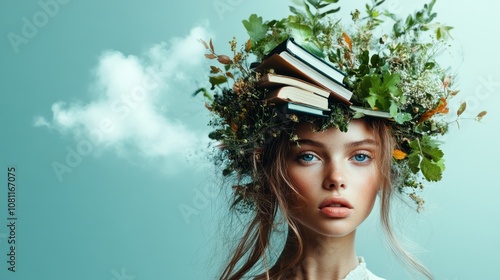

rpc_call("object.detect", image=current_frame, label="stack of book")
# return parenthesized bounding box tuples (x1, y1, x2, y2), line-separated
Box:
(252, 38, 353, 117)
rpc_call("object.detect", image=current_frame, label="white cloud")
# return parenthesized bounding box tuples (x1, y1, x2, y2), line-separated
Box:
(35, 24, 213, 173)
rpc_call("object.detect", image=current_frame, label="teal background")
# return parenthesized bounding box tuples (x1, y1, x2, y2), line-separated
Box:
(1, 0, 499, 279)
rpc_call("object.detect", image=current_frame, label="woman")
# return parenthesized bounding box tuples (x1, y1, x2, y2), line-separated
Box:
(265, 119, 392, 279)
(219, 118, 416, 280)
(197, 0, 484, 279)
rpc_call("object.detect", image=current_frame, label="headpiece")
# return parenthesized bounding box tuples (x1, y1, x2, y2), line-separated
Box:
(195, 0, 486, 211)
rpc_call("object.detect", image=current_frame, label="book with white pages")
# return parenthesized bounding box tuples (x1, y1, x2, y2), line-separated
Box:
(259, 73, 331, 98)
(255, 53, 353, 104)
(265, 38, 347, 85)
(278, 102, 328, 117)
(266, 86, 329, 110)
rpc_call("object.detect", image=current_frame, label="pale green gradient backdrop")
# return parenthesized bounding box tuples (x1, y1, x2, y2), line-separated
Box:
(1, 0, 499, 279)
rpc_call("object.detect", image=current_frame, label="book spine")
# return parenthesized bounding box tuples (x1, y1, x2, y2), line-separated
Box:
(285, 103, 327, 117)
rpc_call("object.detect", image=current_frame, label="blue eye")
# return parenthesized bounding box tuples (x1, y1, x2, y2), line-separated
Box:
(353, 154, 369, 162)
(298, 153, 317, 162)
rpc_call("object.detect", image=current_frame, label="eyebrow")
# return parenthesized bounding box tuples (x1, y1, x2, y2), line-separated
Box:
(295, 138, 379, 149)
(345, 139, 379, 148)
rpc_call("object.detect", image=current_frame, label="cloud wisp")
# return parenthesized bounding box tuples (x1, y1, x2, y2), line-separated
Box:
(35, 25, 212, 179)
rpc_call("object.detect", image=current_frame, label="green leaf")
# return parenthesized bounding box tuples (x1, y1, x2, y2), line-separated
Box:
(429, 23, 454, 40)
(422, 146, 444, 162)
(289, 5, 302, 16)
(320, 7, 341, 17)
(360, 50, 370, 65)
(303, 1, 314, 19)
(242, 14, 269, 42)
(370, 54, 380, 67)
(301, 41, 324, 58)
(420, 134, 440, 149)
(424, 62, 435, 70)
(394, 112, 412, 124)
(328, 51, 339, 63)
(305, 0, 319, 6)
(352, 112, 365, 119)
(359, 64, 369, 75)
(405, 15, 415, 28)
(209, 75, 227, 89)
(409, 138, 420, 151)
(436, 158, 445, 171)
(384, 11, 398, 21)
(383, 72, 401, 90)
(426, 0, 437, 14)
(192, 87, 207, 97)
(408, 153, 421, 174)
(287, 22, 313, 41)
(427, 12, 437, 22)
(365, 94, 378, 109)
(435, 27, 441, 40)
(389, 101, 398, 117)
(263, 41, 280, 55)
(364, 73, 401, 111)
(420, 157, 442, 181)
(416, 11, 424, 23)
(392, 20, 404, 37)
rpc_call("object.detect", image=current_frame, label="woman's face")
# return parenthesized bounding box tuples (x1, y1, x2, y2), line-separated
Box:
(286, 120, 381, 238)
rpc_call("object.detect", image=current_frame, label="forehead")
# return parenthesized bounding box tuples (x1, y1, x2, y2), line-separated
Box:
(293, 120, 377, 144)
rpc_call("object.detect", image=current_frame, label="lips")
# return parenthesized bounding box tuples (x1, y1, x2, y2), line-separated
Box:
(319, 197, 353, 218)
(319, 197, 353, 209)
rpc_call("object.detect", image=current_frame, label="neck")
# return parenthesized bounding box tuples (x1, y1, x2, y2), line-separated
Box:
(275, 226, 359, 280)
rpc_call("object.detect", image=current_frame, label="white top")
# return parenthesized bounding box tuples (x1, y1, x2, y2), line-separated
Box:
(342, 257, 385, 280)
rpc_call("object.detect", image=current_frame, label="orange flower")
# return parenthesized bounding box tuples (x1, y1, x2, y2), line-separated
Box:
(419, 97, 449, 123)
(342, 32, 352, 51)
(392, 149, 407, 160)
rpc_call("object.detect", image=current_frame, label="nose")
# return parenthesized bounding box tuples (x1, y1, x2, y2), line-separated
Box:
(323, 162, 347, 190)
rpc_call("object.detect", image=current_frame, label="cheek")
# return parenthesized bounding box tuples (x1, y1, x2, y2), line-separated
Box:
(367, 186, 380, 212)
(365, 189, 379, 210)
(287, 166, 307, 192)
(353, 168, 381, 205)
(286, 168, 316, 209)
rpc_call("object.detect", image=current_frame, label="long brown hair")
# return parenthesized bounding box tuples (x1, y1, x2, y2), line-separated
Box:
(219, 118, 433, 280)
